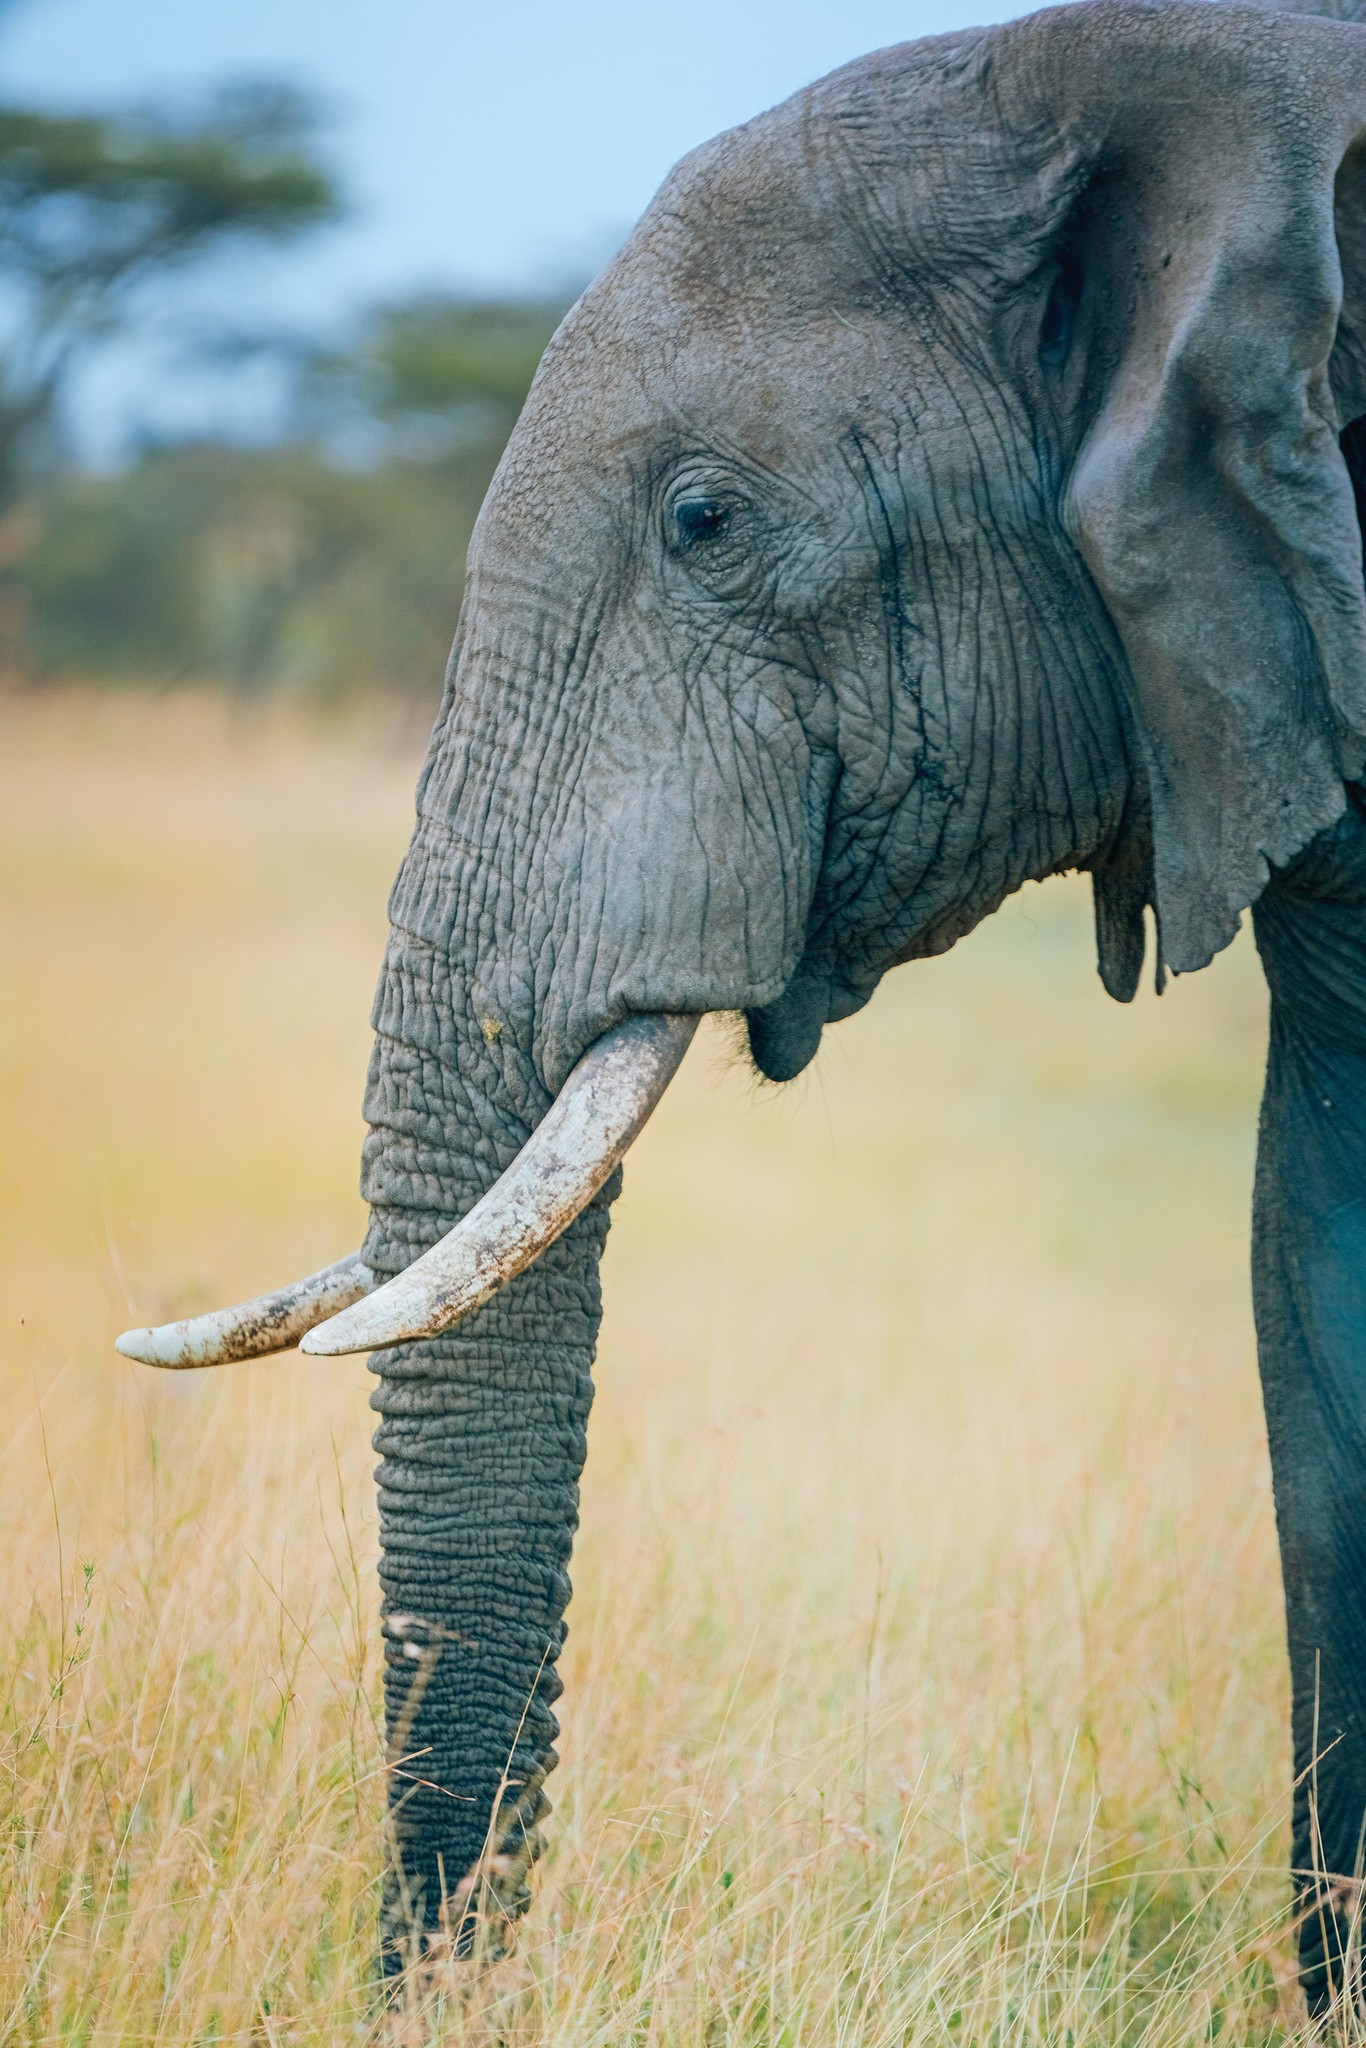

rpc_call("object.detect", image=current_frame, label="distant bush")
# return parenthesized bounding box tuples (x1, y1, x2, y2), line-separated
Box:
(8, 293, 572, 698)
(305, 292, 567, 461)
(16, 441, 486, 696)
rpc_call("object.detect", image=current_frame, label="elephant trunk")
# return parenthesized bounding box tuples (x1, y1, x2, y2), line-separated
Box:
(360, 931, 611, 1965)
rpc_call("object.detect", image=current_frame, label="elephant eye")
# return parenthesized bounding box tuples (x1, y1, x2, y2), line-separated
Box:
(663, 476, 756, 596)
(672, 496, 730, 546)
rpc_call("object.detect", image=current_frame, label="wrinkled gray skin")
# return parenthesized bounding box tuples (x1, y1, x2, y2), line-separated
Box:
(362, 0, 1366, 2007)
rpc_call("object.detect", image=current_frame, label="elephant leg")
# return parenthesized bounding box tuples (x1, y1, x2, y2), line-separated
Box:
(1252, 796, 1366, 2014)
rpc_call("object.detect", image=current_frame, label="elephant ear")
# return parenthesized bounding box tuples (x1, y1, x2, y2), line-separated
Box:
(992, 1, 1366, 979)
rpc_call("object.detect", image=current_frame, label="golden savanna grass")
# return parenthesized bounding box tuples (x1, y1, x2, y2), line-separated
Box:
(0, 687, 1322, 2041)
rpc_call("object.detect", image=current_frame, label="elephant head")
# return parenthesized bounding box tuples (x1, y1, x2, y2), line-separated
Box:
(119, 0, 1366, 1985)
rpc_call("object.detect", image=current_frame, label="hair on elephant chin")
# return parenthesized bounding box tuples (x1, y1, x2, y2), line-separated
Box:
(704, 1005, 815, 1094)
(709, 1007, 770, 1082)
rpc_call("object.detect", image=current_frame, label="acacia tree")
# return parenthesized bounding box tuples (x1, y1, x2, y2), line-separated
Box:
(303, 292, 572, 465)
(0, 80, 339, 510)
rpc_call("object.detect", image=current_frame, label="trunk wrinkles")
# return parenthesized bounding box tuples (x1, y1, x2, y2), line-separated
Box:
(362, 891, 611, 1960)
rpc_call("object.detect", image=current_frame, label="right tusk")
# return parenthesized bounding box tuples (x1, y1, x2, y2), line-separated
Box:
(115, 1252, 375, 1369)
(301, 1011, 699, 1356)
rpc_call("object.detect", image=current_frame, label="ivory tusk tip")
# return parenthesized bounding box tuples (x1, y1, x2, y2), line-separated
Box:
(298, 1314, 370, 1356)
(114, 1323, 206, 1368)
(115, 1324, 199, 1368)
(115, 1328, 158, 1364)
(109, 1252, 374, 1369)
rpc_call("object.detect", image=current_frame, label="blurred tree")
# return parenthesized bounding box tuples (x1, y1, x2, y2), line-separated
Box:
(0, 81, 339, 509)
(304, 292, 569, 465)
(14, 290, 572, 698)
(21, 440, 480, 696)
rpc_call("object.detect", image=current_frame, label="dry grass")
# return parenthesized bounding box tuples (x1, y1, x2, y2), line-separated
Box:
(0, 686, 1322, 2041)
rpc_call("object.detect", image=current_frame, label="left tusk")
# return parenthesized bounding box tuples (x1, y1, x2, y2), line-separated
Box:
(300, 1010, 699, 1357)
(115, 1252, 375, 1368)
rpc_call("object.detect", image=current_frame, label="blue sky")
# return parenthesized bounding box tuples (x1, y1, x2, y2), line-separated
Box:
(2, 0, 1024, 451)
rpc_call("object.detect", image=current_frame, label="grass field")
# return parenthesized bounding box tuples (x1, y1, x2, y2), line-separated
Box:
(0, 687, 1312, 2042)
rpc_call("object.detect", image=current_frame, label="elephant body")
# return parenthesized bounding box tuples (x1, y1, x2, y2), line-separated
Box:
(358, 1, 1366, 2005)
(130, 0, 1366, 2013)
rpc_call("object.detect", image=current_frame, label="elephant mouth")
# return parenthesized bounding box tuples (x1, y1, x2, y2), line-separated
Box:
(744, 963, 831, 1084)
(114, 1009, 700, 1368)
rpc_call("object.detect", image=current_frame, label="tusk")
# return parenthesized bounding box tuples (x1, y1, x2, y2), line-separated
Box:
(300, 1011, 699, 1357)
(115, 1252, 375, 1369)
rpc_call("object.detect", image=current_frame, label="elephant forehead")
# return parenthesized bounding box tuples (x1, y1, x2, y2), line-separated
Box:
(472, 27, 1058, 558)
(493, 295, 1002, 532)
(606, 30, 1004, 318)
(480, 329, 830, 538)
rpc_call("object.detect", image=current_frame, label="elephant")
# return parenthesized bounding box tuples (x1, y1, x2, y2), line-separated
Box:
(116, 0, 1366, 2013)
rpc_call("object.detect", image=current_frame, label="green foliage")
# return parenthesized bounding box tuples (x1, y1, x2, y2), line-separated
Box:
(18, 442, 471, 696)
(0, 37, 570, 698)
(0, 84, 335, 274)
(0, 81, 339, 508)
(19, 457, 203, 677)
(309, 292, 567, 450)
(369, 296, 559, 417)
(10, 292, 571, 697)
